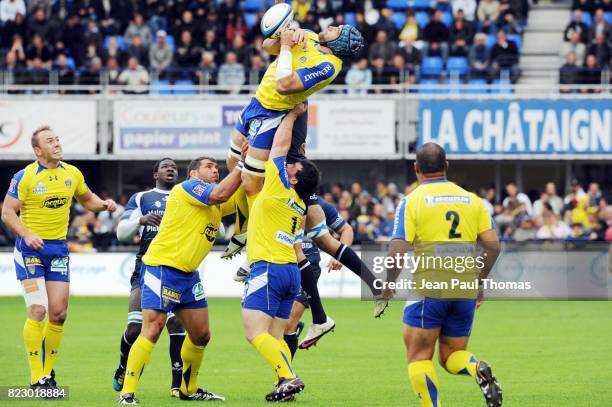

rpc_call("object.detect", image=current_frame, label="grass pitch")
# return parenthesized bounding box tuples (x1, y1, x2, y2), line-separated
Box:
(0, 297, 611, 406)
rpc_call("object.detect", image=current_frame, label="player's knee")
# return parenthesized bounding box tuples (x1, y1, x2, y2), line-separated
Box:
(125, 322, 142, 342)
(165, 316, 184, 334)
(27, 304, 47, 321)
(190, 329, 211, 347)
(48, 308, 67, 325)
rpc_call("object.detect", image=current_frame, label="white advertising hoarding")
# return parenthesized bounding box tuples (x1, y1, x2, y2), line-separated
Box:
(0, 101, 97, 156)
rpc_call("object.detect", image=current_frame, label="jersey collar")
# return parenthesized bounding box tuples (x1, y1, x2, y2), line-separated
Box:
(36, 160, 65, 173)
(421, 179, 448, 184)
(151, 187, 171, 194)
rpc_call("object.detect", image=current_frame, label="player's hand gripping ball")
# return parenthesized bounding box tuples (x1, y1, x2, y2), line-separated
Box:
(260, 2, 294, 39)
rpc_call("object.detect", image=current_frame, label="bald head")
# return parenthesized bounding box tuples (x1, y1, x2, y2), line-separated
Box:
(416, 142, 447, 174)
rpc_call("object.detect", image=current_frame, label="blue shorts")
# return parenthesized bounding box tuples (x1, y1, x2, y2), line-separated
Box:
(403, 298, 476, 337)
(242, 261, 301, 319)
(140, 263, 208, 313)
(235, 98, 289, 150)
(14, 238, 70, 282)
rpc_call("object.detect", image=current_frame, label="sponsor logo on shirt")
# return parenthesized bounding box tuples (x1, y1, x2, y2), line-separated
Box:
(33, 182, 47, 194)
(192, 282, 206, 301)
(424, 195, 471, 206)
(200, 223, 219, 242)
(25, 256, 42, 266)
(162, 286, 182, 303)
(248, 119, 262, 137)
(192, 184, 205, 196)
(302, 62, 334, 82)
(50, 257, 69, 274)
(41, 196, 69, 209)
(275, 231, 295, 247)
(286, 197, 305, 216)
(8, 178, 17, 194)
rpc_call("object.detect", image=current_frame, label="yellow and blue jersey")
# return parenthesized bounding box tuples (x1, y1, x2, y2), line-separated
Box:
(255, 31, 343, 111)
(6, 161, 87, 240)
(143, 179, 234, 273)
(246, 157, 306, 265)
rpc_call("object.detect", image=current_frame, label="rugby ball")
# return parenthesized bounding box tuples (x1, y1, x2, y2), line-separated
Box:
(260, 3, 294, 39)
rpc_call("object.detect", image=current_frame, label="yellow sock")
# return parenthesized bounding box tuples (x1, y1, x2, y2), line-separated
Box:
(279, 340, 292, 362)
(252, 333, 295, 380)
(121, 335, 155, 396)
(234, 186, 250, 234)
(446, 350, 478, 377)
(180, 336, 205, 395)
(23, 319, 45, 384)
(42, 321, 64, 376)
(408, 360, 441, 407)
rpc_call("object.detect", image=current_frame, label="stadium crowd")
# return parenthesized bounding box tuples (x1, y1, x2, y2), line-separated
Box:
(0, 0, 538, 92)
(1, 178, 610, 250)
(558, 3, 612, 92)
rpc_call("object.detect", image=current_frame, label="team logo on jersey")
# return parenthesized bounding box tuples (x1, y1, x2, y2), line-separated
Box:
(248, 119, 262, 137)
(192, 282, 205, 301)
(33, 182, 47, 194)
(41, 196, 69, 209)
(193, 184, 205, 196)
(162, 286, 181, 303)
(299, 56, 307, 64)
(200, 223, 218, 242)
(50, 257, 69, 274)
(155, 201, 161, 208)
(65, 179, 72, 188)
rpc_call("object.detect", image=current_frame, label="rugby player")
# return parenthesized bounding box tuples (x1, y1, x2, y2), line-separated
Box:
(117, 148, 246, 404)
(112, 158, 187, 398)
(241, 104, 319, 402)
(1, 126, 117, 389)
(283, 198, 352, 355)
(387, 143, 502, 407)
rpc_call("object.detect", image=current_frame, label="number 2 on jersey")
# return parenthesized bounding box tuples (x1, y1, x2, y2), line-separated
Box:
(445, 210, 462, 239)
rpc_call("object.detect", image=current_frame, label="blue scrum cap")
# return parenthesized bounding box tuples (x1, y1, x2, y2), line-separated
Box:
(325, 25, 364, 58)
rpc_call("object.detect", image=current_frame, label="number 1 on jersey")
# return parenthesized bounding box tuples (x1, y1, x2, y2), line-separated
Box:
(445, 210, 462, 239)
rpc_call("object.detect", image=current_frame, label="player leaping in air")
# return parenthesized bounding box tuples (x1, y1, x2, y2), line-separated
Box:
(112, 158, 188, 398)
(224, 23, 387, 321)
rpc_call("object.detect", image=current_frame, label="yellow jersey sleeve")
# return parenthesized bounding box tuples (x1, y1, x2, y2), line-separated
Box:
(391, 197, 416, 242)
(67, 164, 88, 197)
(179, 179, 215, 206)
(7, 167, 31, 202)
(262, 157, 291, 195)
(219, 193, 237, 217)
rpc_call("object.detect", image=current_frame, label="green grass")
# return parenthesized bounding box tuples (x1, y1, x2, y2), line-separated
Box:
(0, 297, 611, 406)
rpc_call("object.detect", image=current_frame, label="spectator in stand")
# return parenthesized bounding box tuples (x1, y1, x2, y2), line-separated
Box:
(579, 53, 602, 90)
(26, 33, 51, 68)
(173, 9, 198, 40)
(399, 11, 419, 44)
(543, 182, 564, 214)
(451, 9, 474, 45)
(83, 18, 103, 50)
(7, 34, 26, 65)
(217, 51, 245, 94)
(512, 216, 536, 242)
(469, 33, 491, 77)
(59, 14, 84, 63)
(117, 56, 149, 94)
(590, 8, 611, 42)
(560, 30, 587, 66)
(370, 57, 392, 93)
(249, 54, 266, 83)
(0, 0, 25, 23)
(573, 0, 595, 15)
(2, 11, 26, 48)
(230, 35, 251, 67)
(53, 54, 75, 88)
(106, 56, 121, 85)
(127, 34, 149, 68)
(78, 56, 103, 94)
(389, 53, 412, 85)
(345, 57, 373, 94)
(196, 51, 217, 86)
(536, 211, 571, 239)
(201, 30, 224, 66)
(350, 190, 375, 220)
(587, 32, 610, 67)
(499, 12, 522, 34)
(27, 7, 52, 42)
(368, 30, 396, 63)
(376, 9, 398, 40)
(398, 37, 422, 71)
(174, 30, 201, 71)
(423, 10, 451, 61)
(124, 13, 152, 47)
(453, 0, 477, 21)
(503, 182, 533, 215)
(149, 30, 173, 77)
(566, 179, 586, 203)
(103, 35, 126, 67)
(202, 9, 222, 37)
(292, 0, 311, 23)
(225, 13, 248, 43)
(564, 9, 590, 43)
(489, 29, 520, 82)
(477, 0, 501, 33)
(355, 11, 374, 46)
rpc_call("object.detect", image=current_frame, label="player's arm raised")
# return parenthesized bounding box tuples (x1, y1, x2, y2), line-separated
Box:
(77, 189, 117, 213)
(263, 28, 308, 56)
(275, 29, 308, 95)
(270, 103, 307, 160)
(1, 196, 44, 250)
(208, 143, 248, 205)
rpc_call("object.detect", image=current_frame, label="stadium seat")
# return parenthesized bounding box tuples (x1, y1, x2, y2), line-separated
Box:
(441, 11, 453, 27)
(421, 57, 444, 77)
(173, 80, 197, 95)
(344, 12, 356, 26)
(418, 79, 443, 94)
(415, 11, 429, 28)
(387, 0, 408, 10)
(391, 12, 407, 30)
(65, 57, 76, 70)
(411, 0, 431, 9)
(165, 35, 175, 50)
(466, 79, 489, 94)
(486, 34, 496, 48)
(605, 12, 612, 24)
(445, 79, 463, 94)
(104, 35, 126, 51)
(151, 80, 172, 95)
(491, 79, 512, 94)
(244, 13, 258, 29)
(573, 12, 593, 27)
(506, 34, 521, 49)
(243, 0, 264, 11)
(446, 57, 468, 76)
